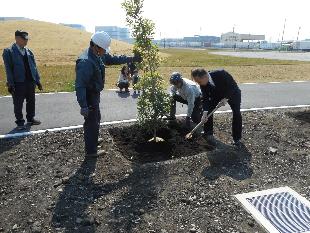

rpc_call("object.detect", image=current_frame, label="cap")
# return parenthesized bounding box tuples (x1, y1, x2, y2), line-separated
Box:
(15, 30, 29, 40)
(170, 72, 183, 85)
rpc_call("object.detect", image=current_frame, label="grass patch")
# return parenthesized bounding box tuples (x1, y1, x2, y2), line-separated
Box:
(1, 49, 310, 95)
(160, 48, 305, 67)
(0, 20, 133, 66)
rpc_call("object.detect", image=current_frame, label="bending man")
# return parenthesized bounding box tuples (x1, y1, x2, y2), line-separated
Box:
(169, 72, 202, 128)
(191, 68, 242, 147)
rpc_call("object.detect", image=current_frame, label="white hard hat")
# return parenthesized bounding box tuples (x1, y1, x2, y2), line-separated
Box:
(91, 31, 111, 50)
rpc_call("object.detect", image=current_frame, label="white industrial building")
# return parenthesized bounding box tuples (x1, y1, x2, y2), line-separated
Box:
(95, 26, 130, 42)
(61, 24, 86, 31)
(219, 32, 265, 49)
(0, 17, 30, 21)
(221, 32, 265, 43)
(292, 41, 310, 51)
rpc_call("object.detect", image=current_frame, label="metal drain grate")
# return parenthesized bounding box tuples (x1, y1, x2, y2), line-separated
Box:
(235, 187, 310, 233)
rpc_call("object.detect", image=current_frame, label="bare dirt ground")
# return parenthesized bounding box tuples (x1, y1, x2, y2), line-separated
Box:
(0, 108, 309, 233)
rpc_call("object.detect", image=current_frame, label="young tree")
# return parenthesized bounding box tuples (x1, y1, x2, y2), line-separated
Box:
(122, 0, 171, 142)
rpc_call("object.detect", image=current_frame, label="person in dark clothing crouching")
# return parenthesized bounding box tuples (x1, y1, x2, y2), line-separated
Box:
(191, 68, 242, 147)
(117, 65, 130, 93)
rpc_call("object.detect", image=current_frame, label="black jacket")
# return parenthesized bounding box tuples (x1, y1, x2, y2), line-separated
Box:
(201, 69, 240, 111)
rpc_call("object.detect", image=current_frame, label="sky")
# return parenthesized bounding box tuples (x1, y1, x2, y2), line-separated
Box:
(1, 0, 309, 41)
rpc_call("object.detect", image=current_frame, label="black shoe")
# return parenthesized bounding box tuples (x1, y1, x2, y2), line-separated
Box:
(86, 150, 106, 158)
(232, 140, 242, 149)
(28, 119, 41, 125)
(202, 134, 217, 146)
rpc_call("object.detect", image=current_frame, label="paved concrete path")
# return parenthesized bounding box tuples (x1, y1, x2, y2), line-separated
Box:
(211, 51, 310, 61)
(0, 81, 310, 135)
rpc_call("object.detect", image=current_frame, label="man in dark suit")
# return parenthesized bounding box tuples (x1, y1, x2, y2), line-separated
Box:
(2, 30, 43, 130)
(191, 68, 242, 147)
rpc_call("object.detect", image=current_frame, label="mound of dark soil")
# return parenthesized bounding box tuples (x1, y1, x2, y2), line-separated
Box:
(108, 123, 214, 163)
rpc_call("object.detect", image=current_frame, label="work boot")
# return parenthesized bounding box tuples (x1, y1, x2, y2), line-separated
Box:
(86, 150, 106, 158)
(203, 134, 217, 146)
(232, 140, 242, 149)
(28, 118, 41, 126)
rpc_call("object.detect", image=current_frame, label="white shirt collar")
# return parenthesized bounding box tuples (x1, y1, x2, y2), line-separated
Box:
(16, 44, 26, 55)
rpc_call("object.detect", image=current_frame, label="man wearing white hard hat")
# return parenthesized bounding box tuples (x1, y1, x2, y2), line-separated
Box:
(75, 31, 141, 158)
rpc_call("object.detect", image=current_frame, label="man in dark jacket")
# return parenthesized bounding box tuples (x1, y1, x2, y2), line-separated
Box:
(2, 30, 43, 130)
(191, 68, 242, 147)
(75, 31, 141, 158)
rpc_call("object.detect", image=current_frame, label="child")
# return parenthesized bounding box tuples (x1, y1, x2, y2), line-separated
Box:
(117, 65, 130, 93)
(132, 69, 140, 95)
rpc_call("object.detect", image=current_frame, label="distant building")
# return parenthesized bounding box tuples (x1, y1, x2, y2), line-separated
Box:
(61, 23, 86, 31)
(221, 32, 265, 43)
(95, 26, 130, 41)
(158, 35, 220, 48)
(0, 17, 30, 21)
(219, 32, 265, 49)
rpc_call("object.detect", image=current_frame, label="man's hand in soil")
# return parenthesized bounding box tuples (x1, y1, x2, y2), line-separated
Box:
(185, 116, 191, 129)
(80, 107, 89, 118)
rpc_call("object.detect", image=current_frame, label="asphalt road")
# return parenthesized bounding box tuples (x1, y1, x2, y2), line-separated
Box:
(0, 81, 310, 135)
(210, 51, 310, 61)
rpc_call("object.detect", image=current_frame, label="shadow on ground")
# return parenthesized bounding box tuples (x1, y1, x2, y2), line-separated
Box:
(202, 140, 253, 181)
(103, 164, 166, 233)
(287, 110, 310, 124)
(51, 157, 166, 233)
(52, 158, 99, 233)
(0, 124, 32, 156)
(117, 91, 131, 99)
(51, 128, 252, 232)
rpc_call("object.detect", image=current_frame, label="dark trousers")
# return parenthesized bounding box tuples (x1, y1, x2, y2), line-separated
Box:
(12, 81, 36, 126)
(171, 94, 202, 124)
(84, 92, 101, 155)
(204, 90, 242, 141)
(118, 82, 129, 90)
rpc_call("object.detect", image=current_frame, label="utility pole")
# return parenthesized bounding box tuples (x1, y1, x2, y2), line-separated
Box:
(233, 25, 236, 50)
(297, 26, 301, 41)
(281, 18, 287, 50)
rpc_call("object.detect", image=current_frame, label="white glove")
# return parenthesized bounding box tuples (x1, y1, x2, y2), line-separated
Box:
(218, 98, 229, 107)
(201, 111, 209, 123)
